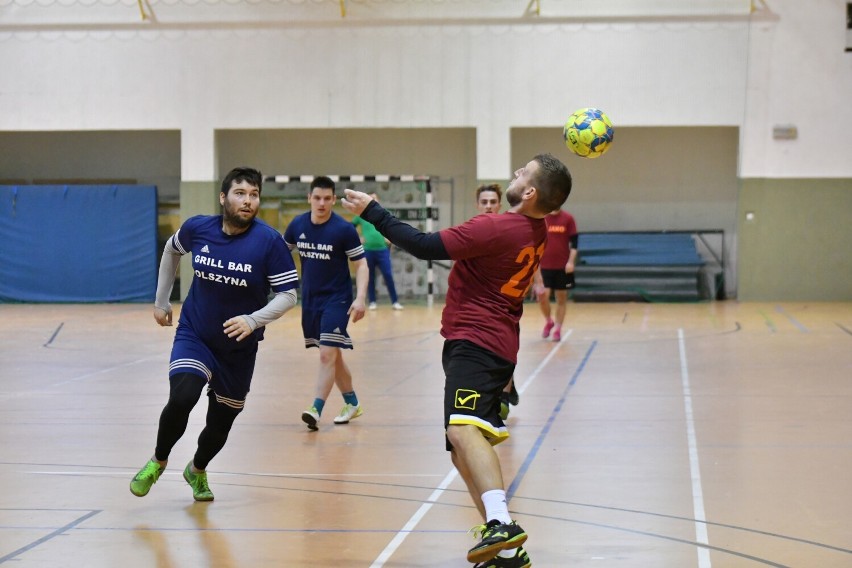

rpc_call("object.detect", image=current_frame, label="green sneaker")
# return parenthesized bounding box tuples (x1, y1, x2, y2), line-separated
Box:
(302, 406, 320, 431)
(183, 461, 214, 501)
(333, 403, 363, 424)
(499, 401, 510, 421)
(130, 459, 165, 497)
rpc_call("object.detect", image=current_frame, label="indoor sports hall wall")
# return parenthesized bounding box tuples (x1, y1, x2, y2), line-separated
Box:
(214, 128, 474, 222)
(737, 179, 852, 301)
(513, 126, 740, 298)
(0, 7, 755, 181)
(0, 131, 182, 200)
(0, 0, 850, 300)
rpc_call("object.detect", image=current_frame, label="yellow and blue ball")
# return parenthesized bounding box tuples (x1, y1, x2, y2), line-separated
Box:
(563, 108, 614, 159)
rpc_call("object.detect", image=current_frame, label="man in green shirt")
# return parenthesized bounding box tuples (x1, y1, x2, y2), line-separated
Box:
(352, 194, 404, 310)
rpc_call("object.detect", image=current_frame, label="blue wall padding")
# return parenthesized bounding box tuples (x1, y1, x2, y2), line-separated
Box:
(0, 185, 158, 302)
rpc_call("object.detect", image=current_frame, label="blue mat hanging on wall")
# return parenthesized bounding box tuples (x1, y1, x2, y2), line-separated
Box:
(0, 184, 158, 303)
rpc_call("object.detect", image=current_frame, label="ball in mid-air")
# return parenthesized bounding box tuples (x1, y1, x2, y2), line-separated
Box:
(563, 108, 614, 158)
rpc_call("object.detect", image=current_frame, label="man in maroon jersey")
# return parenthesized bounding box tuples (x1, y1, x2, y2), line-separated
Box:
(342, 153, 572, 568)
(474, 182, 521, 421)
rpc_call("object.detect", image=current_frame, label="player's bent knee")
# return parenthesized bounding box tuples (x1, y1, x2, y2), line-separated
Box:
(446, 423, 484, 448)
(168, 372, 206, 408)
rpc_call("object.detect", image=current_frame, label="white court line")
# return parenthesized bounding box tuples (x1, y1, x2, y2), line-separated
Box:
(0, 355, 160, 402)
(516, 329, 572, 395)
(369, 469, 459, 568)
(369, 331, 570, 567)
(678, 328, 712, 568)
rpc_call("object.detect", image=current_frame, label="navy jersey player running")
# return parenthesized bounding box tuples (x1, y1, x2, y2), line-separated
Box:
(283, 176, 368, 430)
(130, 167, 299, 501)
(343, 154, 572, 568)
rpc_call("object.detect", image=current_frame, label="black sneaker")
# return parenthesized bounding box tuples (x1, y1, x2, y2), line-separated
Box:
(507, 382, 520, 406)
(467, 520, 528, 563)
(473, 546, 531, 568)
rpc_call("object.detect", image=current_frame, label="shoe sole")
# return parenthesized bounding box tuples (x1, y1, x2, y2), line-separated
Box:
(333, 408, 363, 424)
(467, 534, 528, 564)
(302, 412, 319, 431)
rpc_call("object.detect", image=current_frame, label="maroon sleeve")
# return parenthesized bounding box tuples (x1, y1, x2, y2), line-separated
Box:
(439, 215, 499, 260)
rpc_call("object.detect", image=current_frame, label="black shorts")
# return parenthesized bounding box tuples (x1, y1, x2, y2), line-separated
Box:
(442, 339, 515, 450)
(541, 268, 575, 290)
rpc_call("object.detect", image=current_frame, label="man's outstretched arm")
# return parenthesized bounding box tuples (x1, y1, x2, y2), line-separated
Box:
(342, 189, 450, 261)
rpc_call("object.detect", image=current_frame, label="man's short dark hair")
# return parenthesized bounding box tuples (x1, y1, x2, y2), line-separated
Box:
(310, 176, 336, 193)
(532, 153, 572, 213)
(221, 166, 262, 195)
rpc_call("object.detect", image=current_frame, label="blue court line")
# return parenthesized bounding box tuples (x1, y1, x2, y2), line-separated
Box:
(775, 306, 809, 333)
(506, 340, 598, 501)
(42, 322, 64, 348)
(0, 509, 100, 564)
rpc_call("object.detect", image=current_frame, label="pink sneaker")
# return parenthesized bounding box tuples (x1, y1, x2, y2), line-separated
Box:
(552, 327, 562, 342)
(542, 320, 555, 338)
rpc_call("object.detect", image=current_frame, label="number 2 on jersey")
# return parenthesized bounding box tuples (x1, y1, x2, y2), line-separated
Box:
(500, 243, 545, 298)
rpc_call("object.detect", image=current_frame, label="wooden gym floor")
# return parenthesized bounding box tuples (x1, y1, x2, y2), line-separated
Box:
(0, 301, 851, 567)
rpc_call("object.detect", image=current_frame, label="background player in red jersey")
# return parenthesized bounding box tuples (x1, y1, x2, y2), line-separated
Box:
(342, 154, 572, 568)
(537, 208, 578, 342)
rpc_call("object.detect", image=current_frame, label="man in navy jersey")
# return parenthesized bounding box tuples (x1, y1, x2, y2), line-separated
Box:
(343, 154, 572, 568)
(129, 167, 299, 502)
(284, 176, 368, 431)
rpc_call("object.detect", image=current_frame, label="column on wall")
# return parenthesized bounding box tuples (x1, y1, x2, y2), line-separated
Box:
(476, 124, 512, 181)
(178, 127, 218, 300)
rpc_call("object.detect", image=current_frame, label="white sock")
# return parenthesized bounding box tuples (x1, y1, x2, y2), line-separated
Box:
(498, 548, 517, 558)
(481, 489, 511, 524)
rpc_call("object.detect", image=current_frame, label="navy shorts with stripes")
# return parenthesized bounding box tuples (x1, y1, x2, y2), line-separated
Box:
(169, 323, 258, 409)
(301, 302, 353, 350)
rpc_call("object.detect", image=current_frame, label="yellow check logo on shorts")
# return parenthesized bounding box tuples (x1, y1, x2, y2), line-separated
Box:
(455, 389, 480, 410)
